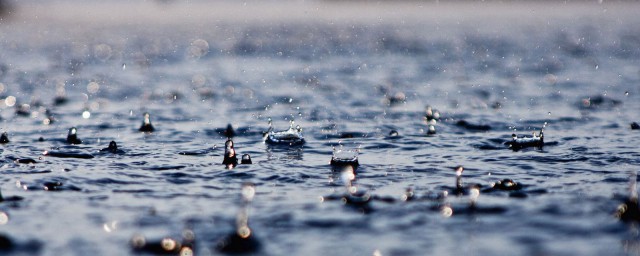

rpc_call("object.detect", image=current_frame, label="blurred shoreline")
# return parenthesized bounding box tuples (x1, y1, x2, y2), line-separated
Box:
(1, 0, 638, 27)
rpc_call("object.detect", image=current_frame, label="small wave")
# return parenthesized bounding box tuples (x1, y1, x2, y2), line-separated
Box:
(143, 165, 186, 171)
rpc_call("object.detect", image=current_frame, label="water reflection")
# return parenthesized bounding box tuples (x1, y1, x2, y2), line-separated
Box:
(324, 166, 373, 213)
(330, 145, 359, 173)
(616, 172, 640, 222)
(130, 233, 194, 255)
(0, 233, 15, 252)
(454, 166, 467, 196)
(215, 182, 261, 254)
(43, 109, 56, 125)
(435, 166, 509, 217)
(265, 146, 303, 161)
(0, 188, 24, 203)
(341, 168, 373, 213)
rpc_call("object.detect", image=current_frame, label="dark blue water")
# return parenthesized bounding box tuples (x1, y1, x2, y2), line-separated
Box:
(0, 1, 640, 255)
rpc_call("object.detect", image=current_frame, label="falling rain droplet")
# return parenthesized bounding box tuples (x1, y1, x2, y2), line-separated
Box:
(548, 112, 551, 116)
(122, 63, 126, 70)
(625, 91, 629, 96)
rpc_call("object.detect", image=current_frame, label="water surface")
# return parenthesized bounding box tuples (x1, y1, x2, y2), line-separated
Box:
(0, 1, 640, 255)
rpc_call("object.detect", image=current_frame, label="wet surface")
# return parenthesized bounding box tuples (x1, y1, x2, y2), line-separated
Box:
(0, 1, 640, 255)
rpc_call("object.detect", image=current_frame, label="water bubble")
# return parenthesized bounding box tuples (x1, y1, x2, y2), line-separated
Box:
(0, 212, 8, 225)
(191, 74, 206, 87)
(161, 238, 178, 251)
(89, 102, 100, 111)
(182, 229, 195, 242)
(188, 39, 210, 58)
(93, 43, 113, 61)
(87, 82, 100, 94)
(180, 247, 194, 256)
(5, 96, 16, 107)
(225, 86, 235, 95)
(130, 234, 146, 249)
(441, 205, 453, 217)
(237, 225, 251, 239)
